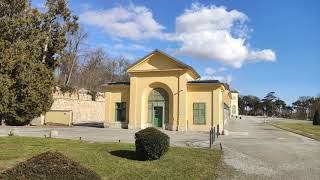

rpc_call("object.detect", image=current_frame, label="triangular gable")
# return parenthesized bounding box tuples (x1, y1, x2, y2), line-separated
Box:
(131, 51, 182, 71)
(127, 49, 200, 78)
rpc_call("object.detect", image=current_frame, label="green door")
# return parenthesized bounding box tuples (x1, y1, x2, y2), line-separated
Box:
(153, 106, 163, 127)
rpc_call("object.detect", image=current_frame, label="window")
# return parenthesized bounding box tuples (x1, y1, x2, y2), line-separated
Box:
(232, 105, 236, 115)
(115, 102, 126, 122)
(193, 103, 206, 125)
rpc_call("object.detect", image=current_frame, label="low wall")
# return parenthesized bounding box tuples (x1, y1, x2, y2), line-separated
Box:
(31, 88, 106, 126)
(50, 98, 105, 124)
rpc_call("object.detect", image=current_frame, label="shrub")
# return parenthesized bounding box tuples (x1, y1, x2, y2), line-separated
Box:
(60, 85, 76, 95)
(0, 151, 100, 180)
(135, 127, 170, 161)
(313, 110, 320, 125)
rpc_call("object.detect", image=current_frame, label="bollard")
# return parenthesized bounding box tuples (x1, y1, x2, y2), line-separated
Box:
(217, 125, 220, 138)
(209, 128, 212, 149)
(211, 127, 212, 144)
(213, 127, 216, 142)
(49, 130, 58, 138)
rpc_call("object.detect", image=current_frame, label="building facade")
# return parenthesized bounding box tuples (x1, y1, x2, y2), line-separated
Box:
(104, 50, 238, 132)
(230, 91, 239, 117)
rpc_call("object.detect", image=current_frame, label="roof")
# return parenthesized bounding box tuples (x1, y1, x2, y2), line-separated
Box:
(102, 82, 130, 86)
(127, 49, 200, 79)
(188, 80, 221, 84)
(188, 80, 229, 90)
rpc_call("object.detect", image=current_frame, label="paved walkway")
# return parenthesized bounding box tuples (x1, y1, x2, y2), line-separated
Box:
(219, 116, 320, 179)
(0, 126, 209, 147)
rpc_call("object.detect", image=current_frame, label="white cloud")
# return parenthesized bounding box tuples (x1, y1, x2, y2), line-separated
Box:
(173, 3, 276, 68)
(128, 44, 151, 52)
(204, 67, 216, 75)
(80, 5, 165, 40)
(113, 43, 150, 52)
(201, 74, 233, 84)
(248, 49, 276, 61)
(202, 67, 233, 84)
(204, 67, 228, 75)
(79, 3, 276, 68)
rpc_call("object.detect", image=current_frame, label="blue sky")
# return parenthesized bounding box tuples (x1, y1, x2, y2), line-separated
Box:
(33, 0, 320, 105)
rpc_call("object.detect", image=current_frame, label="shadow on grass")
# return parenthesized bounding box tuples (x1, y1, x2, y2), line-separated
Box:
(109, 150, 138, 160)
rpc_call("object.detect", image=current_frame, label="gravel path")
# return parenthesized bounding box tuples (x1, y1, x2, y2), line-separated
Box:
(218, 116, 320, 179)
(0, 126, 209, 147)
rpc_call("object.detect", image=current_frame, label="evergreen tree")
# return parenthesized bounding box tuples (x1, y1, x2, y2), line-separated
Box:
(0, 0, 77, 125)
(313, 110, 320, 125)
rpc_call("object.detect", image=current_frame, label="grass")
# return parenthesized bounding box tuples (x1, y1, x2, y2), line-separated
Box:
(269, 122, 320, 141)
(0, 137, 222, 180)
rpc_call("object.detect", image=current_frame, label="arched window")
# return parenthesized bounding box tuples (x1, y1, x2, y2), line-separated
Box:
(148, 88, 168, 101)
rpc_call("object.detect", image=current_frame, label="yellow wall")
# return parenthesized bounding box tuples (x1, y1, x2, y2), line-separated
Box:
(105, 50, 231, 132)
(230, 92, 239, 116)
(128, 70, 185, 130)
(187, 87, 211, 131)
(105, 85, 130, 128)
(186, 84, 225, 132)
(45, 110, 72, 126)
(223, 89, 231, 107)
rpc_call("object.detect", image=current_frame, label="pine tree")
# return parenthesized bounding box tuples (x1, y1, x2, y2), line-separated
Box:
(0, 0, 78, 125)
(313, 110, 320, 126)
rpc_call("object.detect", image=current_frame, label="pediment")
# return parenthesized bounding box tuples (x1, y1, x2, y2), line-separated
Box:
(128, 50, 183, 72)
(127, 49, 200, 79)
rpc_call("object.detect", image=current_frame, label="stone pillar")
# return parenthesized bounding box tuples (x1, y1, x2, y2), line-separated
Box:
(128, 77, 138, 129)
(177, 74, 188, 131)
(213, 88, 224, 134)
(104, 91, 112, 128)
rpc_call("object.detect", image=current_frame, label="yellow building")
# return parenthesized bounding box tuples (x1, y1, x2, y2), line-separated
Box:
(230, 91, 239, 117)
(104, 49, 238, 132)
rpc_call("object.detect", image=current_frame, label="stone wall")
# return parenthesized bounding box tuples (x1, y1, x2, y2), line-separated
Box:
(50, 88, 105, 124)
(50, 98, 105, 124)
(53, 87, 105, 101)
(31, 88, 105, 125)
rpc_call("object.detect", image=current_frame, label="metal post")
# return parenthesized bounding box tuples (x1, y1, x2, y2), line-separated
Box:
(209, 128, 212, 149)
(217, 125, 220, 138)
(213, 127, 215, 142)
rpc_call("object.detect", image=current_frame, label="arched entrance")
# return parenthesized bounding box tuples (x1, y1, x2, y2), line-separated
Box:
(148, 88, 169, 128)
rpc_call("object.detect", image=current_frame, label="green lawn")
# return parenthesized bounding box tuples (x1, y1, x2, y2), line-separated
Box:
(0, 137, 222, 180)
(270, 122, 320, 141)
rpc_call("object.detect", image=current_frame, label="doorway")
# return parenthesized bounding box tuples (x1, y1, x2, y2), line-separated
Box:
(153, 106, 163, 127)
(148, 88, 169, 128)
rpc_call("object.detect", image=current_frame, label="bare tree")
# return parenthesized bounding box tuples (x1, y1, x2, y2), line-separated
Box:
(80, 48, 107, 91)
(58, 29, 87, 86)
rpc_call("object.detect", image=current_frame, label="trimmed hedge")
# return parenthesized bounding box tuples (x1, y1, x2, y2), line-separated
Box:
(135, 127, 170, 160)
(0, 151, 100, 180)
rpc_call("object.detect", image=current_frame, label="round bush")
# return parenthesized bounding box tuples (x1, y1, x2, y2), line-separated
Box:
(135, 127, 170, 160)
